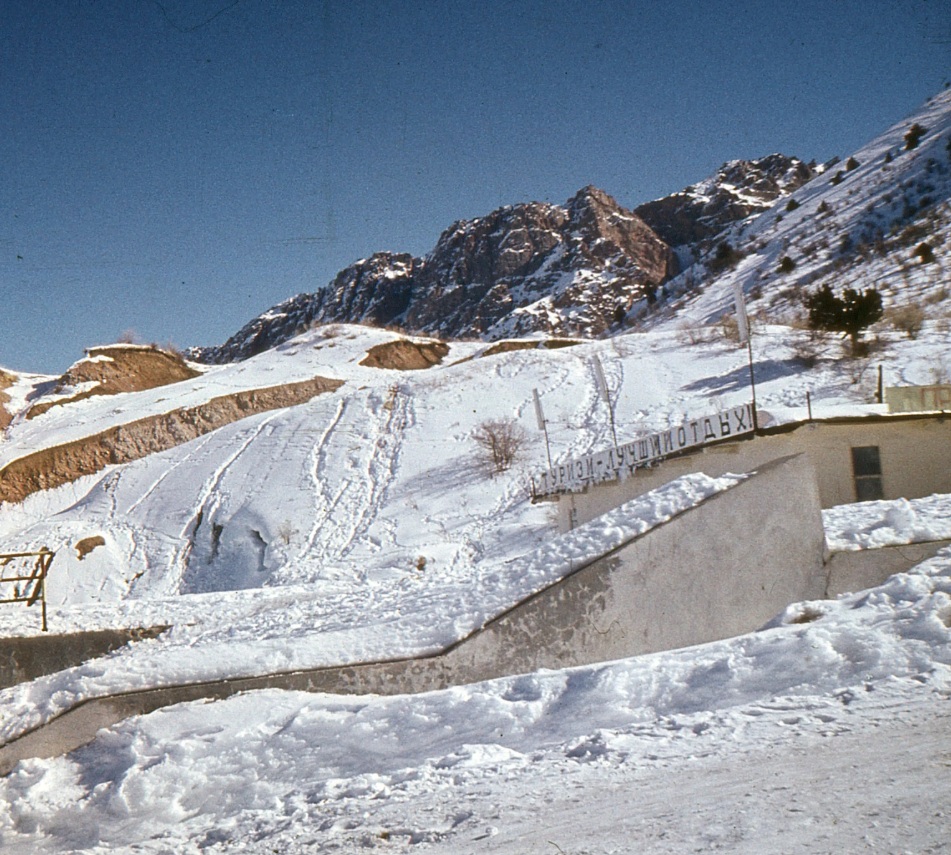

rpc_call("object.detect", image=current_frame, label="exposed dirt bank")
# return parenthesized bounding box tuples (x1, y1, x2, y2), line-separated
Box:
(359, 339, 449, 370)
(0, 376, 343, 505)
(0, 370, 13, 431)
(27, 345, 201, 419)
(481, 338, 581, 357)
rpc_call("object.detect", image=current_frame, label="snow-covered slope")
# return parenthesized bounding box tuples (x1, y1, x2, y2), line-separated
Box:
(1, 544, 949, 853)
(653, 87, 951, 330)
(3, 317, 949, 615)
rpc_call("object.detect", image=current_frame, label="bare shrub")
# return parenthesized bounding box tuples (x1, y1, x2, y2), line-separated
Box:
(717, 313, 742, 344)
(790, 334, 824, 367)
(675, 321, 716, 346)
(277, 520, 297, 545)
(930, 358, 951, 385)
(472, 418, 528, 474)
(885, 304, 926, 339)
(926, 285, 949, 305)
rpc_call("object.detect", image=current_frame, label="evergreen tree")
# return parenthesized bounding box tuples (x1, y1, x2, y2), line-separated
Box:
(904, 123, 927, 151)
(804, 284, 883, 354)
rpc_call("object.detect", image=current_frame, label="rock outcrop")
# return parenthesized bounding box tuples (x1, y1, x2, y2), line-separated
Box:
(192, 187, 675, 363)
(359, 339, 449, 370)
(635, 154, 817, 247)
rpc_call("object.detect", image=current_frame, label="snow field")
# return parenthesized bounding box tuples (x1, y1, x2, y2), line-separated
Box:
(0, 549, 949, 852)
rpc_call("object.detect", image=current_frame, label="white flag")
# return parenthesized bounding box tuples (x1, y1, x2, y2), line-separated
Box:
(532, 388, 546, 431)
(733, 281, 749, 345)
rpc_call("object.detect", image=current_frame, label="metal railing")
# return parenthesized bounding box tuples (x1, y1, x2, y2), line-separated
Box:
(0, 550, 54, 632)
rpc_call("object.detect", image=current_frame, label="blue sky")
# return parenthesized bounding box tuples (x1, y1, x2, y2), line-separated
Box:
(2, 0, 949, 373)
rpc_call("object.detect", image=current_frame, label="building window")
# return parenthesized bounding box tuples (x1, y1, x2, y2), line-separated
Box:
(851, 446, 884, 501)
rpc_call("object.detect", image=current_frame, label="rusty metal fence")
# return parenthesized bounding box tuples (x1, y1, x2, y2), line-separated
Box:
(0, 550, 54, 632)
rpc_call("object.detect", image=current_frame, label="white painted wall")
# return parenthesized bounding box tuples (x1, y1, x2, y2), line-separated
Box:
(558, 415, 951, 531)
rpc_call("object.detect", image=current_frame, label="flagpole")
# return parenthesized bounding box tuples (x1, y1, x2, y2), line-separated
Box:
(533, 388, 554, 471)
(746, 332, 758, 431)
(733, 281, 758, 431)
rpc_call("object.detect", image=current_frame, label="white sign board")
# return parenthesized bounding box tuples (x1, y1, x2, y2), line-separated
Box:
(535, 403, 755, 496)
(885, 385, 951, 413)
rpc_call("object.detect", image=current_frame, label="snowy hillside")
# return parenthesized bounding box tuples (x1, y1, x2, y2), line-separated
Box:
(2, 318, 950, 616)
(654, 86, 951, 331)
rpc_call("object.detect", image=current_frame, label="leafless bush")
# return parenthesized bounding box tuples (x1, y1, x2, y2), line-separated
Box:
(675, 321, 716, 346)
(789, 333, 824, 368)
(885, 304, 926, 339)
(472, 418, 528, 474)
(930, 358, 951, 385)
(277, 520, 297, 545)
(717, 313, 749, 345)
(926, 285, 949, 305)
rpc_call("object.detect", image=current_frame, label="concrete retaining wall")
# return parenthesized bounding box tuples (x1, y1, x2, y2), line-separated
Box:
(0, 627, 168, 690)
(825, 540, 950, 597)
(0, 453, 827, 775)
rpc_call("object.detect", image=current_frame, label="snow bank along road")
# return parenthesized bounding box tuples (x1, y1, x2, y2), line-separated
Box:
(1, 558, 949, 852)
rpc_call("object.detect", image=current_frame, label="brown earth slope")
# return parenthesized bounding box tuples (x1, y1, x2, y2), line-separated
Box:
(0, 376, 343, 505)
(359, 339, 449, 370)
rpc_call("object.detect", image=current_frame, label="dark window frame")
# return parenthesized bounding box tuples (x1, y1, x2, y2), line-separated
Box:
(851, 445, 884, 501)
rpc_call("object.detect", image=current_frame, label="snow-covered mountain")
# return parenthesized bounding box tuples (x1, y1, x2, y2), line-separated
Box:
(0, 87, 948, 602)
(190, 158, 816, 364)
(653, 87, 951, 331)
(194, 82, 951, 363)
(193, 186, 676, 362)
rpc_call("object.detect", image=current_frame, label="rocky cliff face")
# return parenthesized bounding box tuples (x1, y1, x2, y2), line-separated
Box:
(635, 154, 817, 247)
(193, 187, 675, 363)
(193, 161, 815, 364)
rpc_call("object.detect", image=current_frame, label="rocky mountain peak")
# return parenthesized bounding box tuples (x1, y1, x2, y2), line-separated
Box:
(193, 188, 676, 362)
(635, 154, 817, 247)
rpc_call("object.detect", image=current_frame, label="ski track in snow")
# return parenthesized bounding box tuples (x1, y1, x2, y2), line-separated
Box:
(170, 411, 284, 595)
(122, 431, 220, 517)
(298, 386, 411, 577)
